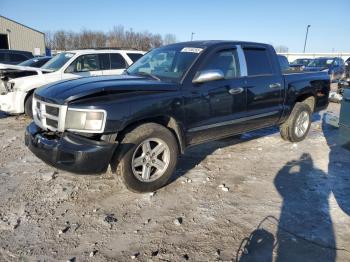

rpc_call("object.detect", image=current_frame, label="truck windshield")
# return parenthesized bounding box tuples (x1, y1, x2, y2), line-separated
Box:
(41, 52, 74, 71)
(308, 58, 334, 67)
(126, 46, 203, 83)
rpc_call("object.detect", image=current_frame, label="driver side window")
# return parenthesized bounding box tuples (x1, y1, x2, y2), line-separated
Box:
(200, 49, 241, 79)
(67, 54, 100, 73)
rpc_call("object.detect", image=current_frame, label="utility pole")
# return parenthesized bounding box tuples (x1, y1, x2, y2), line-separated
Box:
(191, 32, 195, 41)
(303, 25, 311, 53)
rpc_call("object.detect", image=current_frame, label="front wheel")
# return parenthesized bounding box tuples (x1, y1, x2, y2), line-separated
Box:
(115, 123, 179, 192)
(24, 93, 33, 118)
(279, 102, 312, 142)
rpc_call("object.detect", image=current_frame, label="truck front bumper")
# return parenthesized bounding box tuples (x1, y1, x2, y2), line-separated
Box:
(25, 122, 118, 174)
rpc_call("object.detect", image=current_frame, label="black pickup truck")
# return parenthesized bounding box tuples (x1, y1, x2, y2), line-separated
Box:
(25, 41, 330, 192)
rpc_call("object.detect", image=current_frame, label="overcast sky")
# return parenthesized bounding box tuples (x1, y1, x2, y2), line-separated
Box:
(1, 0, 349, 52)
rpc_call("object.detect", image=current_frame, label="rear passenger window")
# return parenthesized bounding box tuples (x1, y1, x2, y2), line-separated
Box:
(200, 49, 241, 79)
(99, 54, 110, 70)
(244, 48, 273, 76)
(127, 53, 143, 63)
(110, 53, 126, 69)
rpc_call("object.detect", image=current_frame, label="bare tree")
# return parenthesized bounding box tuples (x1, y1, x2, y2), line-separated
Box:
(47, 26, 178, 51)
(163, 34, 177, 45)
(108, 25, 126, 48)
(44, 31, 54, 49)
(53, 30, 67, 50)
(150, 34, 163, 48)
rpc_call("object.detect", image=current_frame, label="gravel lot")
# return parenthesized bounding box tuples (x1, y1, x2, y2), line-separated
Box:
(0, 102, 349, 261)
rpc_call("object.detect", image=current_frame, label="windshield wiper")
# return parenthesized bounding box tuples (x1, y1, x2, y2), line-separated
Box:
(135, 72, 161, 81)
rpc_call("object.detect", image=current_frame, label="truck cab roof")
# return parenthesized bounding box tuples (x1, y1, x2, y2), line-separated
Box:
(165, 40, 272, 49)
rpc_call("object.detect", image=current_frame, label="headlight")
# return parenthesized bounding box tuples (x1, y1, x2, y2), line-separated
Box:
(65, 109, 106, 133)
(322, 69, 329, 72)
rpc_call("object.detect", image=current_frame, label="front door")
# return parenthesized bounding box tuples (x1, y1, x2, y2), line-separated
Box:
(184, 47, 247, 145)
(62, 54, 103, 80)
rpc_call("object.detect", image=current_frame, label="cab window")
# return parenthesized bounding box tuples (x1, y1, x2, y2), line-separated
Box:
(199, 49, 241, 79)
(244, 48, 273, 76)
(99, 54, 110, 70)
(127, 53, 143, 63)
(110, 53, 126, 69)
(70, 54, 100, 72)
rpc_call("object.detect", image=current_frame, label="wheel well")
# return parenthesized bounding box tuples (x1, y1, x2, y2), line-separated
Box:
(118, 116, 186, 154)
(24, 89, 35, 104)
(296, 94, 315, 112)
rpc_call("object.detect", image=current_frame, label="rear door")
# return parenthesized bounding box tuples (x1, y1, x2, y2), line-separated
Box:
(102, 53, 127, 75)
(185, 46, 247, 144)
(241, 45, 284, 130)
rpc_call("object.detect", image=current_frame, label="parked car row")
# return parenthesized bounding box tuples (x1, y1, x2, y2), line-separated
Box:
(0, 49, 34, 64)
(23, 40, 330, 192)
(0, 49, 145, 117)
(345, 57, 350, 82)
(289, 58, 313, 71)
(0, 57, 52, 91)
(289, 56, 347, 82)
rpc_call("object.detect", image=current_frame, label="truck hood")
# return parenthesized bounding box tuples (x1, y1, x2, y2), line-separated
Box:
(35, 75, 179, 104)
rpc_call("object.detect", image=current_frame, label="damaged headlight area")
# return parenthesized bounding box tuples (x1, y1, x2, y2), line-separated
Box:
(65, 109, 107, 133)
(5, 81, 15, 92)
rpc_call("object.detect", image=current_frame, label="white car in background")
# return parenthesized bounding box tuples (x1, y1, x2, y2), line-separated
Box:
(0, 49, 145, 117)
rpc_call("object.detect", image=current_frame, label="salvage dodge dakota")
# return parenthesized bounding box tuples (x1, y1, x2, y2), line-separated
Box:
(25, 41, 330, 192)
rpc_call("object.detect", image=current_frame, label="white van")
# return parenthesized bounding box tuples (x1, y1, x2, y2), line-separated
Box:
(0, 49, 144, 116)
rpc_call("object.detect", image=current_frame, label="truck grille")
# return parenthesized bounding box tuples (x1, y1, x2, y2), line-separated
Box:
(32, 97, 67, 132)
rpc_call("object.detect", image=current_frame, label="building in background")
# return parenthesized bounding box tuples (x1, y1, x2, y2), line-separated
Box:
(0, 15, 45, 55)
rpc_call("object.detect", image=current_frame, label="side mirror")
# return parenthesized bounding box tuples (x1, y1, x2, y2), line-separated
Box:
(192, 69, 225, 84)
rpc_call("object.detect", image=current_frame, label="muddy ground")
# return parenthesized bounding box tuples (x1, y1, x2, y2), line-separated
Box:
(0, 102, 349, 262)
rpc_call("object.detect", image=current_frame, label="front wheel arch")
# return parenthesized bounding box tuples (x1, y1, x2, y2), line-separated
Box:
(117, 116, 186, 154)
(112, 122, 179, 192)
(24, 90, 35, 118)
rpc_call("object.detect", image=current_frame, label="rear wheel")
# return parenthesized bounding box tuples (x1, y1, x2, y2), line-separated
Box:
(280, 102, 312, 142)
(115, 123, 179, 192)
(24, 93, 33, 118)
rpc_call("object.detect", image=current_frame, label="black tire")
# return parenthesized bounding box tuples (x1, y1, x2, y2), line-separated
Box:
(24, 93, 33, 118)
(115, 123, 179, 193)
(279, 102, 312, 143)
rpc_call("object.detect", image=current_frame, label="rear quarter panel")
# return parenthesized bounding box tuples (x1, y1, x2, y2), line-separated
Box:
(280, 72, 330, 122)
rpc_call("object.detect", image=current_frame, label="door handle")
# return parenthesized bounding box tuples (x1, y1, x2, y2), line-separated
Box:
(228, 87, 244, 95)
(269, 83, 282, 89)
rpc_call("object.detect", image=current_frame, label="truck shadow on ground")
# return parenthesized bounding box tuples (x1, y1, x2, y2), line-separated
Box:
(235, 115, 350, 262)
(322, 114, 350, 216)
(237, 153, 337, 262)
(173, 126, 280, 182)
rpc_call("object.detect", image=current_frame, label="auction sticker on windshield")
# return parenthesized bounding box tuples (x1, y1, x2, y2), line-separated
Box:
(181, 47, 203, 53)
